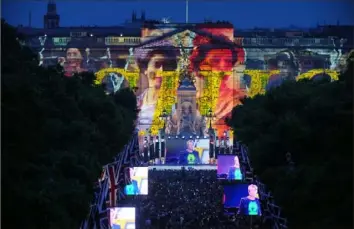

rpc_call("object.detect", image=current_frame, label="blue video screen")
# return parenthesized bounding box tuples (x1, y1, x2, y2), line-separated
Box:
(110, 207, 136, 229)
(223, 184, 262, 216)
(124, 167, 148, 195)
(165, 138, 210, 165)
(217, 155, 243, 180)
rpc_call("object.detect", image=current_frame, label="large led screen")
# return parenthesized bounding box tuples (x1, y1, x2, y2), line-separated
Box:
(217, 155, 243, 180)
(110, 207, 136, 229)
(223, 184, 261, 216)
(124, 167, 148, 195)
(165, 138, 210, 165)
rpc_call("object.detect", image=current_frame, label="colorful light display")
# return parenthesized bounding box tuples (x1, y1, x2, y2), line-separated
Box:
(39, 26, 345, 137)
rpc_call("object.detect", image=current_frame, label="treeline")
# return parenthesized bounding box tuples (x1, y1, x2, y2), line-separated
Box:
(228, 53, 353, 228)
(2, 20, 138, 228)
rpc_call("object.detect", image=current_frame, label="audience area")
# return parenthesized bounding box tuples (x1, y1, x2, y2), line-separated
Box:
(136, 169, 263, 229)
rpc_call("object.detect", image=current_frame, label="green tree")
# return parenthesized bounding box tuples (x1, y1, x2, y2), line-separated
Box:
(2, 20, 137, 228)
(228, 55, 353, 228)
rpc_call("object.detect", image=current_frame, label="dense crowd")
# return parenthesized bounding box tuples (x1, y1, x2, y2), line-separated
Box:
(137, 169, 256, 229)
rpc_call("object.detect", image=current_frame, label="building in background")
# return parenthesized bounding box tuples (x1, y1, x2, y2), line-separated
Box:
(16, 1, 353, 136)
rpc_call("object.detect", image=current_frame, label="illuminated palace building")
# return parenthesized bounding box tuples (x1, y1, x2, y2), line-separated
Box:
(18, 1, 353, 137)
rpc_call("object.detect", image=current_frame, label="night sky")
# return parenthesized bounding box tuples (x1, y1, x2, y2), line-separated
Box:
(2, 1, 354, 29)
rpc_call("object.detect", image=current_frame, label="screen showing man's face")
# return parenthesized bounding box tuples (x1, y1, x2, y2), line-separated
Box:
(165, 139, 210, 164)
(187, 141, 194, 150)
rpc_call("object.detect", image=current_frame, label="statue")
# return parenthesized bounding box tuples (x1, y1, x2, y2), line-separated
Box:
(38, 35, 47, 46)
(38, 48, 45, 66)
(107, 48, 112, 67)
(125, 47, 135, 71)
(177, 101, 196, 135)
(99, 47, 113, 67)
(165, 115, 178, 135)
(200, 116, 208, 137)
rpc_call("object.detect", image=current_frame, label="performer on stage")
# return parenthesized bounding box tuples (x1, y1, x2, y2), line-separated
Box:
(228, 155, 243, 180)
(237, 184, 262, 216)
(179, 140, 201, 165)
(124, 168, 140, 195)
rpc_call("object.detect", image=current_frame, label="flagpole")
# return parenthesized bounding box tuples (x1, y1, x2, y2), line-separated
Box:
(186, 0, 189, 23)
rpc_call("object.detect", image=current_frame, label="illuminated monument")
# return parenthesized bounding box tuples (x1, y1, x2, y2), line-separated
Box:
(176, 77, 198, 136)
(17, 1, 353, 136)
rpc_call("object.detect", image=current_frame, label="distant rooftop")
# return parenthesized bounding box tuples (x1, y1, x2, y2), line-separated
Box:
(17, 25, 141, 37)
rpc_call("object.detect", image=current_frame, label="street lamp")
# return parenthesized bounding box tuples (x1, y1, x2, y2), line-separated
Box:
(205, 108, 216, 134)
(159, 109, 168, 130)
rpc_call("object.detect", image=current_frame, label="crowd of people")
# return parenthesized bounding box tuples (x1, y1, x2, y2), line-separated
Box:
(135, 169, 260, 229)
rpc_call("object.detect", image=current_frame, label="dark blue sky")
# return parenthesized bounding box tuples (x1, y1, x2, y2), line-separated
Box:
(2, 1, 354, 29)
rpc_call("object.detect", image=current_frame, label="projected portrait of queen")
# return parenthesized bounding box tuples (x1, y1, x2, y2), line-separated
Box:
(134, 41, 178, 131)
(61, 42, 87, 77)
(189, 35, 247, 135)
(266, 50, 299, 91)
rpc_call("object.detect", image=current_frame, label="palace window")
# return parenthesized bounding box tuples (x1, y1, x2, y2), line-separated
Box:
(70, 32, 87, 37)
(52, 37, 71, 46)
